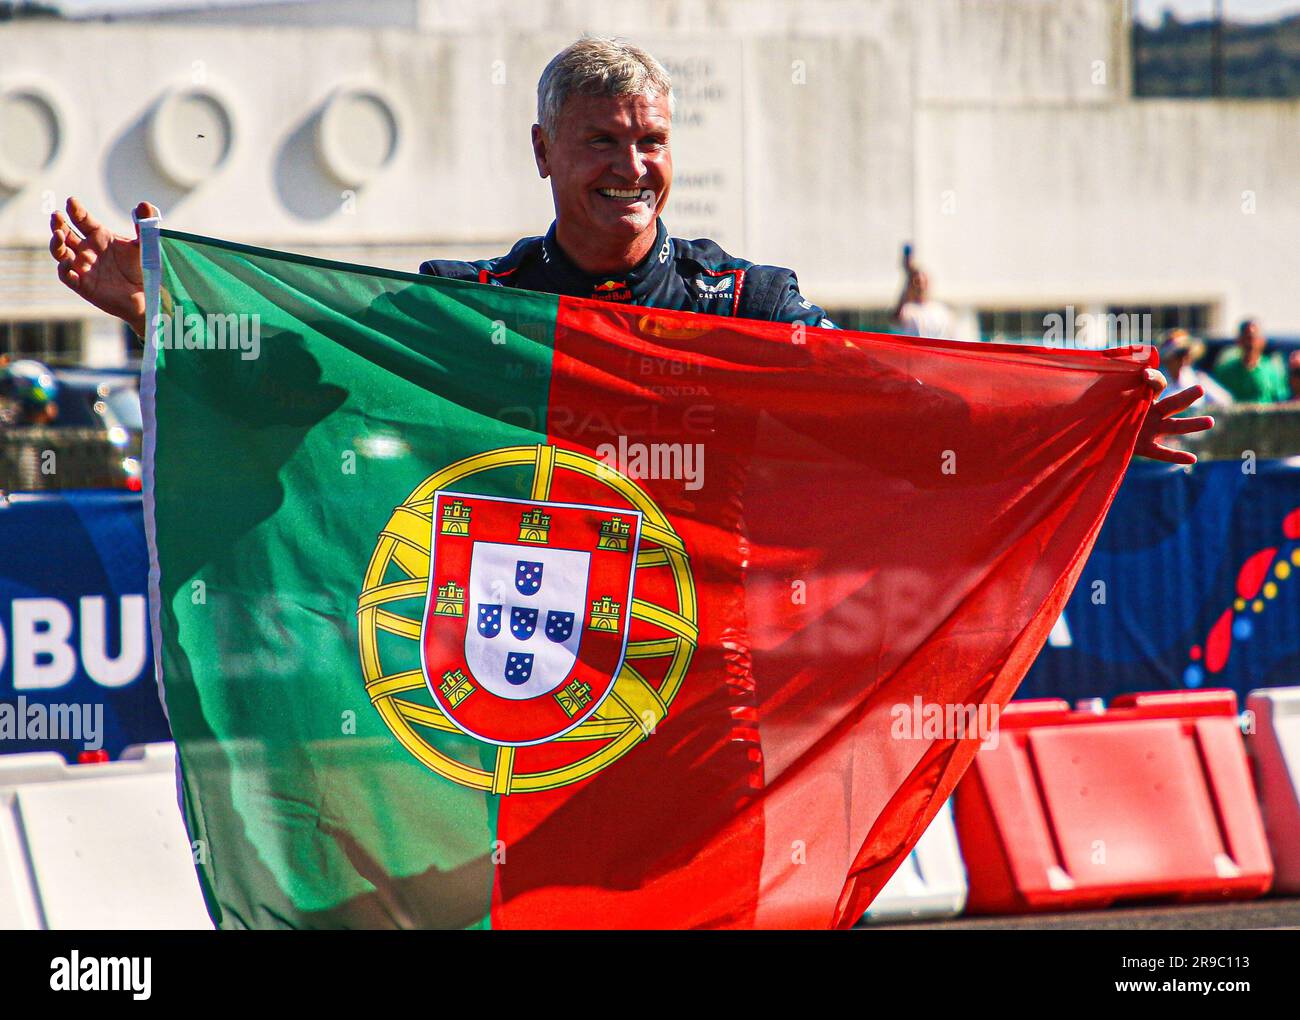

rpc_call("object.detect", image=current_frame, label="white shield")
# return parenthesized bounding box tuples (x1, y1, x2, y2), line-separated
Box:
(464, 541, 590, 700)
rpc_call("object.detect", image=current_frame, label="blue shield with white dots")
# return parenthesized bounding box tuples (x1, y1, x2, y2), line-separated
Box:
(545, 610, 575, 643)
(515, 561, 543, 595)
(476, 604, 502, 638)
(510, 606, 538, 639)
(504, 652, 534, 686)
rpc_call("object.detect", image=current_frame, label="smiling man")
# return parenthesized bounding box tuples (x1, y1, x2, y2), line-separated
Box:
(417, 38, 838, 324)
(48, 35, 1209, 460)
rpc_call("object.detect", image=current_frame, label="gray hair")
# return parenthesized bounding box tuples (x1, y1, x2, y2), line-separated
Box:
(536, 37, 675, 137)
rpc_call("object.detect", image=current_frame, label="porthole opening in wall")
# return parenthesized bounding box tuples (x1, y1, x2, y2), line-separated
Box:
(0, 86, 63, 192)
(147, 87, 235, 189)
(314, 86, 402, 189)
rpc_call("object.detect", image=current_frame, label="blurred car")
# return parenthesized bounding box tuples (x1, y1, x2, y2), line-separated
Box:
(53, 368, 143, 451)
(58, 368, 143, 491)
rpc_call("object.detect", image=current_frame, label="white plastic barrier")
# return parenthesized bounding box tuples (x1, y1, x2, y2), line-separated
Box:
(860, 798, 967, 924)
(0, 742, 213, 929)
(1246, 687, 1300, 894)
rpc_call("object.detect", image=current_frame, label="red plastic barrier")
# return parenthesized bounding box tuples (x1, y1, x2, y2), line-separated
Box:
(955, 689, 1273, 913)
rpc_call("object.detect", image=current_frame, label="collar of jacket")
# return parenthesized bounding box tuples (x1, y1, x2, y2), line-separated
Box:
(538, 219, 673, 302)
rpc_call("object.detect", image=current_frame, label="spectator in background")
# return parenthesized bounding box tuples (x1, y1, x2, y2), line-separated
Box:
(892, 247, 955, 339)
(1288, 351, 1300, 403)
(1157, 329, 1233, 410)
(0, 359, 60, 427)
(1213, 319, 1291, 404)
(0, 359, 60, 494)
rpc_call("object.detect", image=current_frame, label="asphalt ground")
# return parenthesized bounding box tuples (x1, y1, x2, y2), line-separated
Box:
(879, 896, 1300, 930)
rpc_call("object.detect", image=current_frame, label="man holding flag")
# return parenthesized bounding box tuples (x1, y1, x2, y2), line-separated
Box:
(45, 37, 1211, 929)
(49, 37, 1206, 460)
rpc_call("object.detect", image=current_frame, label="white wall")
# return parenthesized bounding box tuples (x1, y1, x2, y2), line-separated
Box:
(916, 99, 1300, 331)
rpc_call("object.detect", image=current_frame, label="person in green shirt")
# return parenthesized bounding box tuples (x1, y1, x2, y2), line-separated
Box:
(1214, 319, 1291, 404)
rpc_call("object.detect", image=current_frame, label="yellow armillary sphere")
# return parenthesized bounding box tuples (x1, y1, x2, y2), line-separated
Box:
(357, 443, 697, 793)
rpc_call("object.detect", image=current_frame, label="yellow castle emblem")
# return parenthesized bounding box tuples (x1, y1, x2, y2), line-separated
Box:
(519, 507, 551, 544)
(441, 499, 471, 536)
(597, 516, 632, 552)
(439, 668, 475, 708)
(589, 595, 622, 632)
(555, 680, 594, 718)
(434, 580, 464, 617)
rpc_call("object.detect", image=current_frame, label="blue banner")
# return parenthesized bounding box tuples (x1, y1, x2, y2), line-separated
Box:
(1022, 458, 1300, 703)
(0, 491, 169, 760)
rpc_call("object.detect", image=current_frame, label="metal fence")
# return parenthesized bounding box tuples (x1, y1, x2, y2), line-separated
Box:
(0, 428, 132, 493)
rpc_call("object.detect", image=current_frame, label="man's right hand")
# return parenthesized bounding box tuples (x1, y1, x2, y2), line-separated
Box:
(49, 197, 159, 339)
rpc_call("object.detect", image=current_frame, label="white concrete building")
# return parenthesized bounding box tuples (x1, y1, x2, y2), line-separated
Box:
(1, 0, 1297, 365)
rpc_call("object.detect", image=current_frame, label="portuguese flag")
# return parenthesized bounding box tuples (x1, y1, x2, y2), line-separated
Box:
(140, 221, 1153, 929)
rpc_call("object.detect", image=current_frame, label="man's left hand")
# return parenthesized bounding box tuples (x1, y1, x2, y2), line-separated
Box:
(1135, 367, 1214, 465)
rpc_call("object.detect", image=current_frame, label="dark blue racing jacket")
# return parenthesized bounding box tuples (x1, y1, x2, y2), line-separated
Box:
(418, 219, 836, 328)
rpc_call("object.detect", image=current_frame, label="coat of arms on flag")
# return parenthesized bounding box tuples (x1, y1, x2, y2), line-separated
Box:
(356, 443, 699, 796)
(422, 492, 642, 745)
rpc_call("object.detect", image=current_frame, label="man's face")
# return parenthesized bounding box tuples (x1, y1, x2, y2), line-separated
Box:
(1163, 350, 1189, 375)
(532, 92, 672, 248)
(1239, 322, 1264, 356)
(909, 270, 930, 302)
